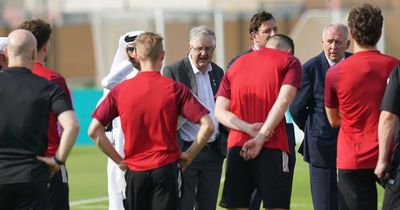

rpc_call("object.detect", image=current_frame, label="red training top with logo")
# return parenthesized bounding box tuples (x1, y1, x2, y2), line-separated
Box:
(93, 72, 209, 171)
(32, 63, 73, 157)
(216, 48, 301, 152)
(325, 50, 400, 169)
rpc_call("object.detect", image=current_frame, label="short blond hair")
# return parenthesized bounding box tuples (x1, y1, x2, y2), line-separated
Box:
(135, 32, 163, 62)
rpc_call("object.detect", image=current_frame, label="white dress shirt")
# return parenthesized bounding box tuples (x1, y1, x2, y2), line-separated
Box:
(179, 54, 219, 142)
(324, 53, 345, 67)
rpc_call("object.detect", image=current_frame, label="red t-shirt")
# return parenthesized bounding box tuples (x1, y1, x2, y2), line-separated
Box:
(32, 63, 73, 157)
(216, 48, 301, 152)
(325, 50, 400, 169)
(93, 71, 209, 171)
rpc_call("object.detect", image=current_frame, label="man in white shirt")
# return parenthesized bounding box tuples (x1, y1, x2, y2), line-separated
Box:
(163, 26, 227, 210)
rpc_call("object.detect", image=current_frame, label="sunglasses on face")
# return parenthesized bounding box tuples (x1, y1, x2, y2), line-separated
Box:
(126, 47, 135, 52)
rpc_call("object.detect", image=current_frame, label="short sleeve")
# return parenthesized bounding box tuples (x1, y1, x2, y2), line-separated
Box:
(324, 66, 339, 108)
(92, 88, 119, 126)
(381, 65, 400, 117)
(174, 82, 209, 123)
(51, 75, 73, 108)
(282, 55, 302, 88)
(216, 73, 231, 99)
(49, 84, 73, 116)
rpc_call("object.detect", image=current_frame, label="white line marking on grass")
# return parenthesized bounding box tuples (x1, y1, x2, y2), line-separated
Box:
(71, 205, 108, 209)
(70, 196, 108, 206)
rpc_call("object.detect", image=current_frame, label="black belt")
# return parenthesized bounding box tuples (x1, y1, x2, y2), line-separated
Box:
(182, 140, 216, 152)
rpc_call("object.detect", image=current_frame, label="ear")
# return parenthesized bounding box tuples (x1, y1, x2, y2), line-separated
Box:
(4, 48, 8, 58)
(187, 43, 191, 51)
(345, 39, 351, 50)
(31, 49, 36, 60)
(137, 54, 143, 63)
(160, 50, 165, 61)
(43, 41, 49, 53)
(250, 32, 257, 41)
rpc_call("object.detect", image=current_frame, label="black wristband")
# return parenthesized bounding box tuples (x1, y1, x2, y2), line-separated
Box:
(54, 156, 65, 165)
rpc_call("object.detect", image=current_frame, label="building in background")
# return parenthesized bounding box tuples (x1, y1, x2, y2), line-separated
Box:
(0, 0, 398, 87)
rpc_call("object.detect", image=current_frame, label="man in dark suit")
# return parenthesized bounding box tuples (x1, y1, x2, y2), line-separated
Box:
(289, 23, 351, 210)
(162, 26, 227, 210)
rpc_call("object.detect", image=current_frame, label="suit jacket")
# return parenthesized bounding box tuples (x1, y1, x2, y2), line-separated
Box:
(162, 56, 228, 157)
(289, 51, 352, 168)
(226, 48, 253, 70)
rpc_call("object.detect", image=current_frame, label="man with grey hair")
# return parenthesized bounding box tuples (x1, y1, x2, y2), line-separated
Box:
(163, 25, 226, 210)
(289, 23, 351, 210)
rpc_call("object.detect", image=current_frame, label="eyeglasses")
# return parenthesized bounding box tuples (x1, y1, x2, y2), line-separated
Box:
(126, 47, 135, 52)
(191, 46, 215, 54)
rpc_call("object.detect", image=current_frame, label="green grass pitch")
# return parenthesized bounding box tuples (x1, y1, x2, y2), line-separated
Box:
(68, 146, 384, 210)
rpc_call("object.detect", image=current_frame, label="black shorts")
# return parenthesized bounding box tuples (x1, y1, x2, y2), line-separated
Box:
(338, 169, 377, 210)
(382, 164, 400, 210)
(125, 162, 180, 210)
(0, 182, 49, 210)
(219, 147, 291, 209)
(49, 165, 69, 210)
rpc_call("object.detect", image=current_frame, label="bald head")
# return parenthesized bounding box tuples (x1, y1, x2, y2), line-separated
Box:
(6, 29, 37, 68)
(266, 34, 295, 55)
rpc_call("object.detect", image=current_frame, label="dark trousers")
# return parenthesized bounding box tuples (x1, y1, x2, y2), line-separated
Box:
(383, 169, 400, 210)
(249, 123, 296, 210)
(309, 164, 338, 210)
(338, 169, 377, 210)
(382, 158, 400, 210)
(125, 162, 180, 210)
(180, 141, 224, 210)
(49, 165, 69, 210)
(0, 182, 49, 210)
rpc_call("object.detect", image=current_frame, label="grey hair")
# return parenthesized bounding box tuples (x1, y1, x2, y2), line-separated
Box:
(189, 26, 216, 46)
(322, 23, 349, 41)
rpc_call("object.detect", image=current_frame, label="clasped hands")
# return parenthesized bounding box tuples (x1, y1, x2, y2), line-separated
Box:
(240, 123, 274, 160)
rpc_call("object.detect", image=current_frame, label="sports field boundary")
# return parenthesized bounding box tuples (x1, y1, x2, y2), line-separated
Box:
(69, 196, 314, 209)
(70, 196, 108, 206)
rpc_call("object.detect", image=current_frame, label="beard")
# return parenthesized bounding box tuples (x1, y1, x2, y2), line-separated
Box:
(130, 57, 141, 70)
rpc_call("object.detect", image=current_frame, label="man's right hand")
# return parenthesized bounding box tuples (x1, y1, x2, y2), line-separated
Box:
(240, 131, 274, 160)
(37, 156, 61, 178)
(375, 160, 389, 179)
(178, 152, 194, 171)
(118, 161, 128, 171)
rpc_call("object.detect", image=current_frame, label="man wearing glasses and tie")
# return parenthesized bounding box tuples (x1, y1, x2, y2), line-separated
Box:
(163, 25, 227, 210)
